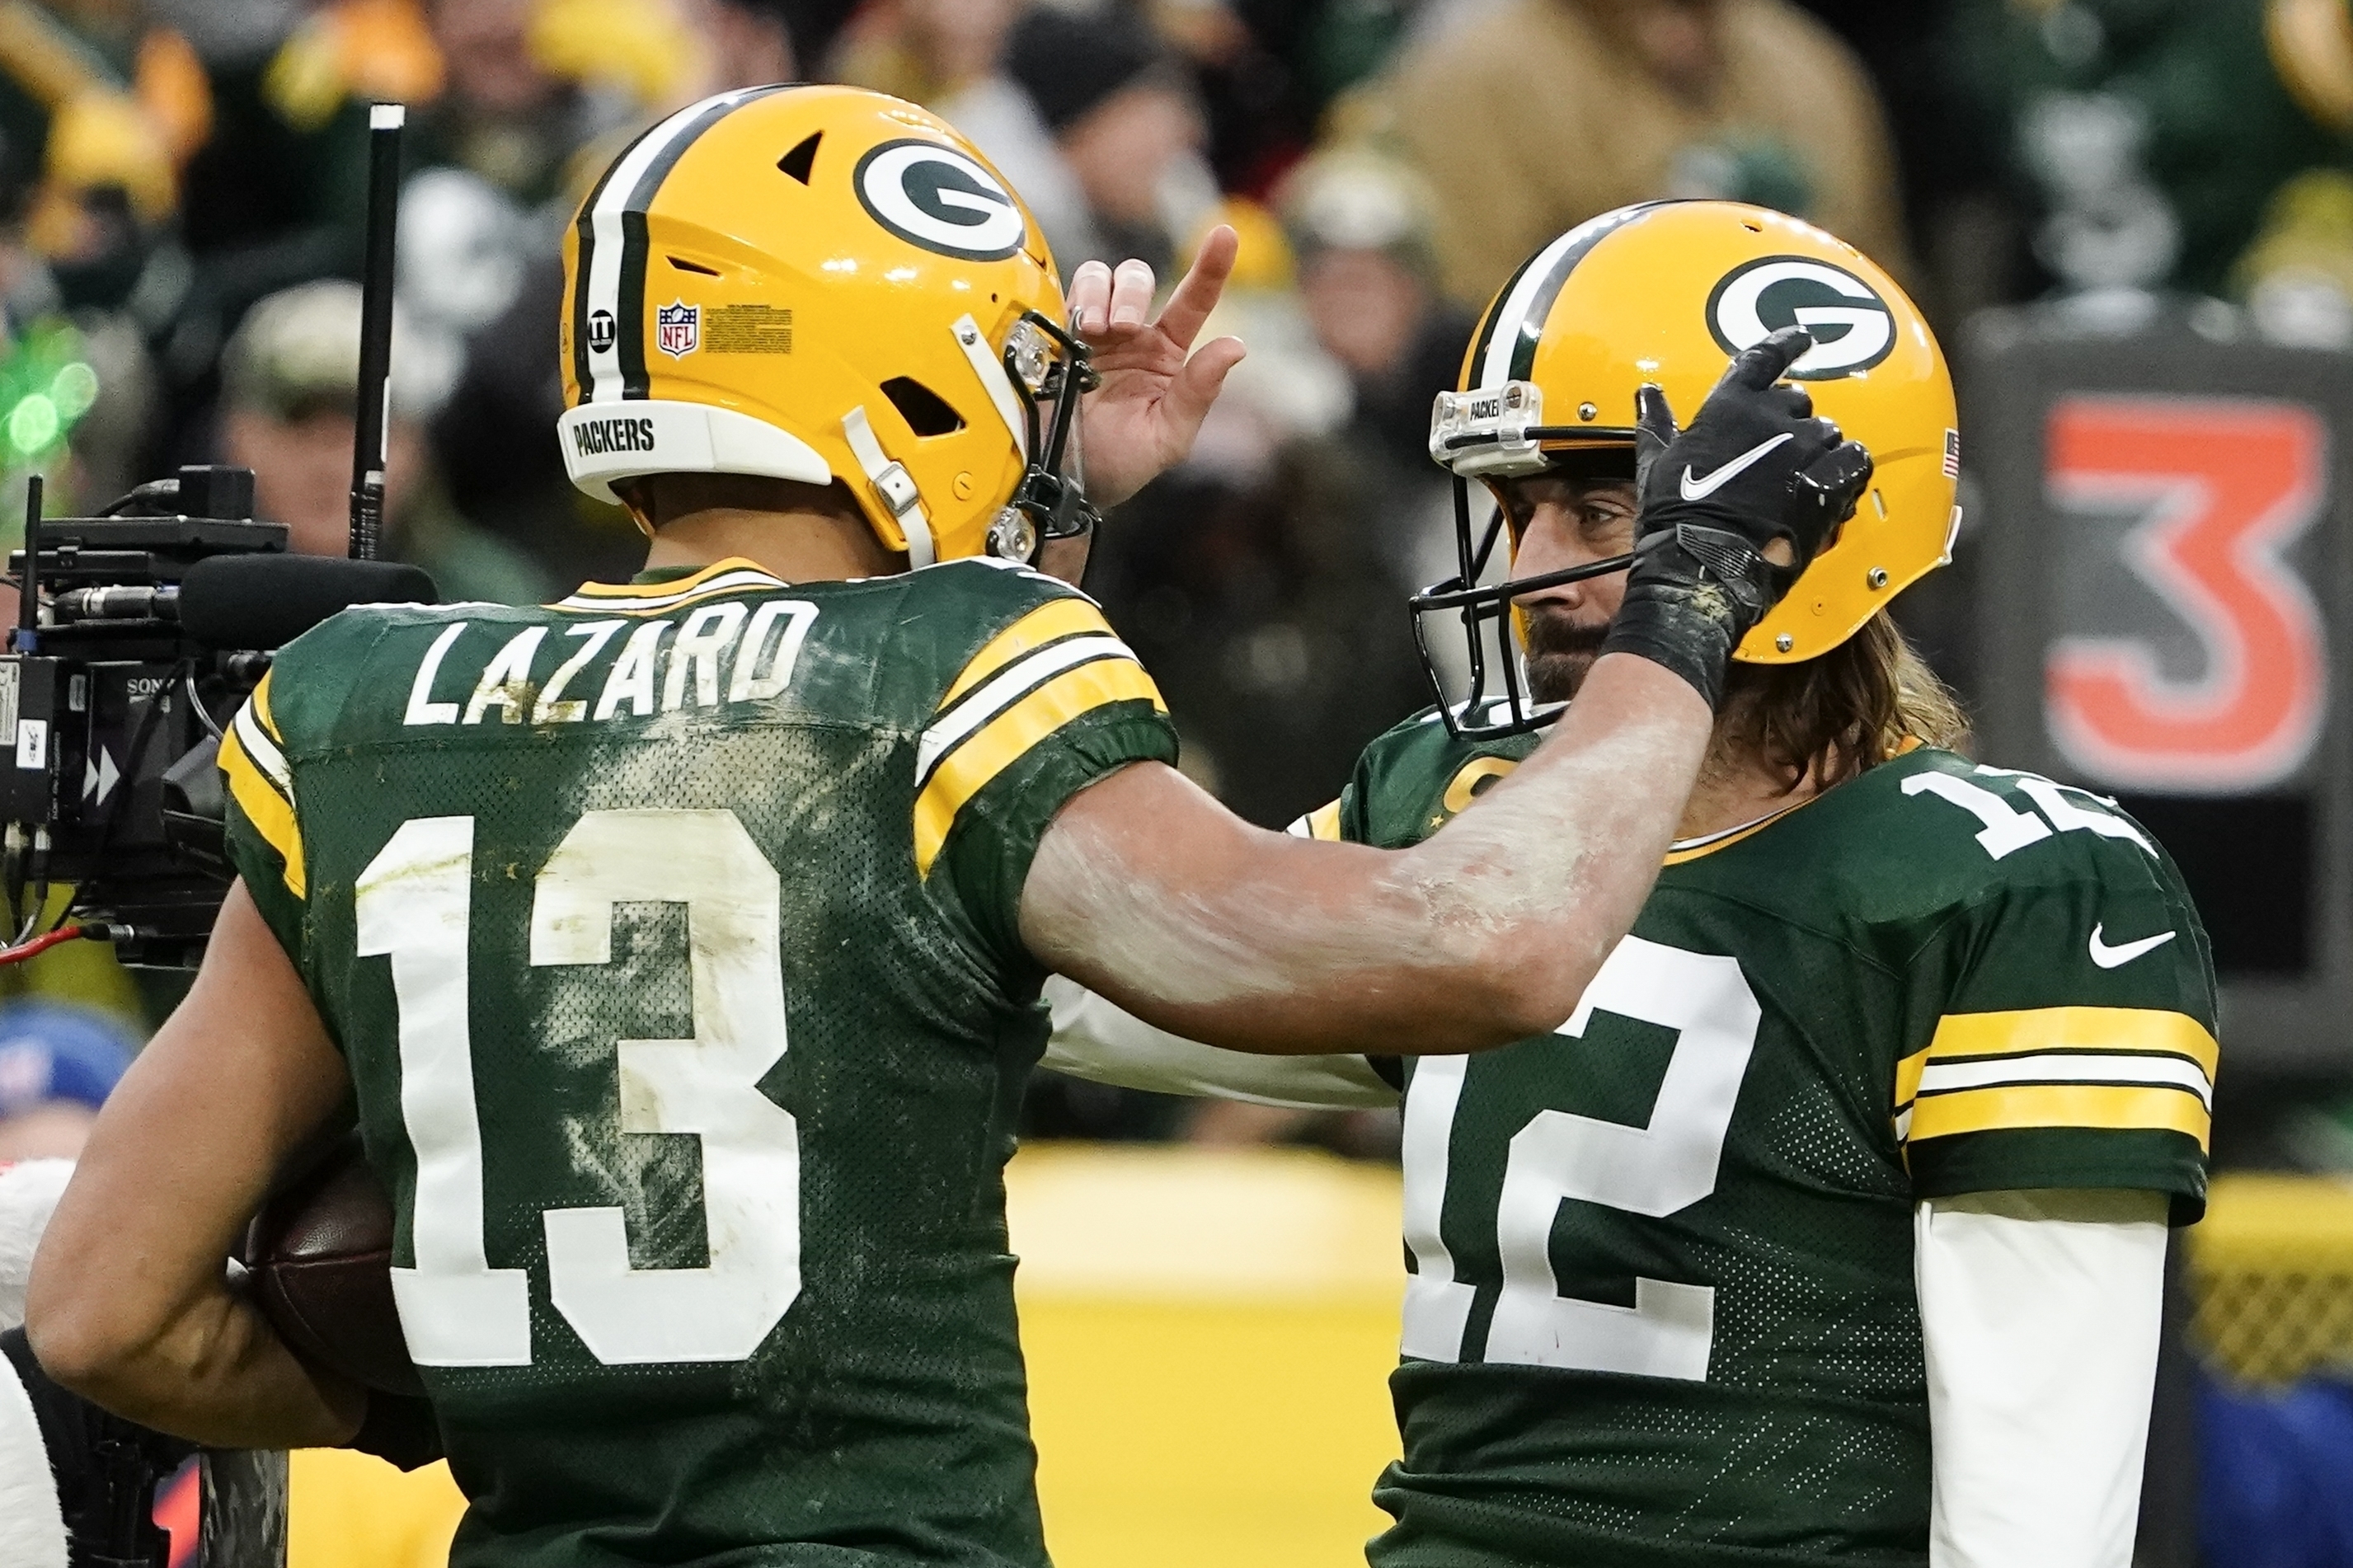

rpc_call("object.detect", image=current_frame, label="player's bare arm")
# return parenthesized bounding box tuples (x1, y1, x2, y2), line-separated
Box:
(1023, 654, 1707, 1054)
(25, 884, 362, 1449)
(1024, 326, 1872, 1056)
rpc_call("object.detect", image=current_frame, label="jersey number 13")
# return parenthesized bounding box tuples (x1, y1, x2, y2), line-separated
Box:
(355, 809, 800, 1369)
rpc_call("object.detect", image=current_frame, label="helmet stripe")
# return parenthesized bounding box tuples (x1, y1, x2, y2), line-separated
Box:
(1463, 247, 1542, 396)
(1475, 201, 1674, 392)
(577, 86, 787, 404)
(570, 151, 631, 401)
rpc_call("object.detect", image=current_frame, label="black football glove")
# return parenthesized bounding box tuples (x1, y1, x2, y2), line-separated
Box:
(1598, 325, 1874, 709)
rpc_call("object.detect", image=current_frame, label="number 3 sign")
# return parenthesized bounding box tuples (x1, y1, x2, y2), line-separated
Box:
(2043, 397, 2329, 793)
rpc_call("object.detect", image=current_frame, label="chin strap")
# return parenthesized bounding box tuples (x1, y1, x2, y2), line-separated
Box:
(841, 406, 936, 568)
(951, 315, 1028, 462)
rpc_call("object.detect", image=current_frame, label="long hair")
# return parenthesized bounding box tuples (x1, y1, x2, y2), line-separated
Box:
(1717, 613, 1970, 791)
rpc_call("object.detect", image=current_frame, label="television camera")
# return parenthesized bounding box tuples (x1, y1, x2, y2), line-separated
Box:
(0, 468, 430, 967)
(0, 102, 424, 974)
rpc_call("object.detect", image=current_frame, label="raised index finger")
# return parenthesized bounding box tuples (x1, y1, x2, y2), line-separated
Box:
(1725, 325, 1817, 391)
(1153, 224, 1240, 352)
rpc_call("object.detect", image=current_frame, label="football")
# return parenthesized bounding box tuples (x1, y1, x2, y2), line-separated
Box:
(243, 1141, 423, 1397)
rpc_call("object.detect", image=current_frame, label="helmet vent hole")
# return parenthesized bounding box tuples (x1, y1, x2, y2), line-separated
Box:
(668, 256, 721, 276)
(777, 131, 822, 185)
(881, 378, 966, 437)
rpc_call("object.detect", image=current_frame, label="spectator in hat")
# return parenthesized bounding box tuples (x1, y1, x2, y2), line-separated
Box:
(218, 279, 549, 603)
(0, 1005, 134, 1162)
(1279, 146, 1473, 472)
(1003, 3, 1219, 278)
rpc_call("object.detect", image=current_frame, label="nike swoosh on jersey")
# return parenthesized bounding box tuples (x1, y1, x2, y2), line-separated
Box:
(1679, 432, 1796, 501)
(2088, 923, 2177, 969)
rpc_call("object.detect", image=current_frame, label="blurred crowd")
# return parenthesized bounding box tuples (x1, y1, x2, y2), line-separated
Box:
(0, 0, 2349, 1148)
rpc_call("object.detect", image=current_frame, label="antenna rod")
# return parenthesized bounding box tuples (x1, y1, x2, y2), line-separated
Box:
(349, 102, 406, 562)
(14, 474, 40, 652)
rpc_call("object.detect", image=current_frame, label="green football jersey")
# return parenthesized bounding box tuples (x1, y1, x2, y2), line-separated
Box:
(218, 556, 1176, 1568)
(1300, 711, 2216, 1568)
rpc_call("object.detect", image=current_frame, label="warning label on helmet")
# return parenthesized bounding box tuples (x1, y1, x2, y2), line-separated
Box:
(707, 306, 794, 354)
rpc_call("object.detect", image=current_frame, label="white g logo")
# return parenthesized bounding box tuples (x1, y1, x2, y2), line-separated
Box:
(1706, 257, 1895, 379)
(854, 140, 1026, 262)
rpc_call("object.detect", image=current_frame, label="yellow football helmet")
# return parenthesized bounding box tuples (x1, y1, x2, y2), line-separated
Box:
(1414, 200, 1959, 737)
(557, 83, 1097, 566)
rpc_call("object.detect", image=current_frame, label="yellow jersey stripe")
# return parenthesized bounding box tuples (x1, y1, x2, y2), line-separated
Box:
(251, 668, 284, 743)
(1303, 799, 1342, 841)
(219, 721, 306, 899)
(1928, 1007, 2218, 1080)
(1907, 1080, 2210, 1149)
(1662, 798, 1813, 865)
(918, 636, 1134, 786)
(1895, 1046, 1928, 1112)
(553, 569, 788, 617)
(941, 599, 1114, 710)
(1441, 758, 1517, 816)
(913, 657, 1165, 875)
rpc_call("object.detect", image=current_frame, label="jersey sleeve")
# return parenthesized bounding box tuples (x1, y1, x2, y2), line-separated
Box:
(1897, 791, 2217, 1223)
(218, 668, 311, 970)
(917, 582, 1178, 968)
(1285, 797, 1346, 841)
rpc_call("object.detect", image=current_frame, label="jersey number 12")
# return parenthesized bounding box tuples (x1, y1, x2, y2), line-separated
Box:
(1402, 937, 1759, 1381)
(355, 809, 801, 1369)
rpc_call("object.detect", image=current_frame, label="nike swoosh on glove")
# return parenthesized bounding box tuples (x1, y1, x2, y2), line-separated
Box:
(1599, 325, 1874, 709)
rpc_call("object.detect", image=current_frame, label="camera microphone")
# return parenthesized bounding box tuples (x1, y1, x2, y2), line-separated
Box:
(177, 555, 439, 651)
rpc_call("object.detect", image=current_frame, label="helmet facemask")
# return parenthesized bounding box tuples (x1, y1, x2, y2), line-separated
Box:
(985, 310, 1102, 563)
(1410, 379, 1637, 741)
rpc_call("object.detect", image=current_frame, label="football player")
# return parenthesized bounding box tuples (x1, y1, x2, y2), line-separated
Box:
(1044, 201, 2217, 1568)
(21, 93, 1868, 1567)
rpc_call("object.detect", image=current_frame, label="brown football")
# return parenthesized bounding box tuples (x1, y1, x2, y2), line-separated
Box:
(243, 1140, 425, 1397)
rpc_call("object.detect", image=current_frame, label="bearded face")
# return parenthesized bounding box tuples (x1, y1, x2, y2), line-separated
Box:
(1498, 475, 1638, 703)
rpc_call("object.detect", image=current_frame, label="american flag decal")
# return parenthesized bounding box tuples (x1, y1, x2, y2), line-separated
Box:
(1943, 428, 1961, 478)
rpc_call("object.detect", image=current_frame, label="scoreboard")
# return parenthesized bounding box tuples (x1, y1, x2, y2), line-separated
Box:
(1964, 314, 2353, 1075)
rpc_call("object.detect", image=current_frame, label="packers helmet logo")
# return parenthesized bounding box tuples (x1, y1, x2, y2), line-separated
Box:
(854, 139, 1026, 261)
(1706, 256, 1895, 380)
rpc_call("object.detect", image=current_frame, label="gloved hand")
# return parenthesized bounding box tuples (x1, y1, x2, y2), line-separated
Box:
(1599, 326, 1874, 708)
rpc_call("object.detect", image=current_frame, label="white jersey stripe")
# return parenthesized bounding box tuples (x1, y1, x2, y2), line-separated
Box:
(915, 634, 1136, 786)
(1917, 1051, 2213, 1107)
(232, 702, 291, 795)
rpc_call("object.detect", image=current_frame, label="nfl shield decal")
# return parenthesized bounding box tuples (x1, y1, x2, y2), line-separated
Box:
(657, 300, 701, 359)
